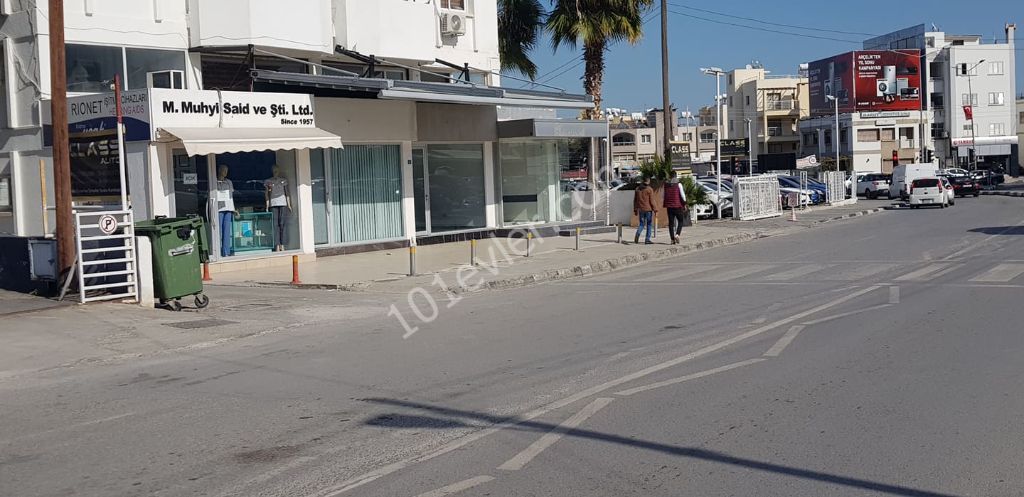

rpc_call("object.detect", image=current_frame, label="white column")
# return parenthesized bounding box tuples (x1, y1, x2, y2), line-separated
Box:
(148, 144, 172, 217)
(400, 141, 416, 240)
(483, 141, 497, 228)
(295, 149, 315, 254)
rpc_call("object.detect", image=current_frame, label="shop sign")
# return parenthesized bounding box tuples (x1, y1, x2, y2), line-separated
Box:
(861, 111, 911, 119)
(149, 89, 316, 130)
(68, 129, 128, 198)
(720, 138, 749, 157)
(670, 141, 692, 168)
(42, 89, 152, 146)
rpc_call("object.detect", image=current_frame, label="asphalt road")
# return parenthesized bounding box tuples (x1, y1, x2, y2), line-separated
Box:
(3, 197, 1024, 497)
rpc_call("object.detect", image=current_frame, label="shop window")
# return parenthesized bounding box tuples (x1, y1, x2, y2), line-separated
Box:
(211, 151, 300, 256)
(329, 145, 404, 243)
(66, 44, 124, 93)
(427, 144, 486, 232)
(125, 48, 187, 89)
(0, 174, 11, 212)
(499, 140, 562, 225)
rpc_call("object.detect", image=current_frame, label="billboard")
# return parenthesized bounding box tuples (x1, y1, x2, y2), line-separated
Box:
(809, 50, 921, 116)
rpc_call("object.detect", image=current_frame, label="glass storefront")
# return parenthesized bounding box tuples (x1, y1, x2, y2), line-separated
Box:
(173, 150, 300, 259)
(329, 145, 404, 243)
(425, 144, 486, 232)
(498, 140, 561, 225)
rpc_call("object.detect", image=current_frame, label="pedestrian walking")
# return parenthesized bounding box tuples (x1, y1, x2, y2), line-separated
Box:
(633, 177, 656, 245)
(664, 176, 688, 245)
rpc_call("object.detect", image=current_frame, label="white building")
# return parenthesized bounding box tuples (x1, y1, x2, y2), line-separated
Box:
(724, 64, 809, 161)
(1, 0, 598, 277)
(864, 24, 1018, 172)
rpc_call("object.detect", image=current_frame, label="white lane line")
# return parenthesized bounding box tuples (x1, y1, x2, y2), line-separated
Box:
(1, 412, 137, 444)
(692, 265, 778, 282)
(413, 476, 495, 497)
(615, 359, 766, 396)
(639, 265, 725, 282)
(799, 304, 892, 326)
(761, 264, 831, 281)
(822, 264, 898, 281)
(889, 286, 900, 304)
(763, 326, 806, 358)
(969, 263, 1024, 283)
(311, 285, 880, 497)
(498, 398, 614, 471)
(894, 263, 956, 282)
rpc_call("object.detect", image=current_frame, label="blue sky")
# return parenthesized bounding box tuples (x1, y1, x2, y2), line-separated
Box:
(509, 0, 1022, 114)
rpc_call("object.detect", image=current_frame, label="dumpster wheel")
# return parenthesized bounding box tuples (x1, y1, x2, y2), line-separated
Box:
(167, 300, 183, 312)
(195, 294, 210, 309)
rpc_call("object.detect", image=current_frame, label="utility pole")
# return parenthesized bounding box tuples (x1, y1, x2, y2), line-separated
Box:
(48, 0, 74, 277)
(660, 0, 672, 162)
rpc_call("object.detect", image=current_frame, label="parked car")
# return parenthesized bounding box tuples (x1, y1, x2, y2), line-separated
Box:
(908, 177, 948, 209)
(780, 187, 813, 209)
(778, 176, 822, 204)
(971, 168, 1006, 186)
(857, 173, 891, 199)
(949, 175, 981, 197)
(940, 177, 956, 206)
(938, 168, 970, 177)
(697, 182, 733, 218)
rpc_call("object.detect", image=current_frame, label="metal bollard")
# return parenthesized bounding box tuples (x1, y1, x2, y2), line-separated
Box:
(617, 224, 623, 244)
(202, 262, 212, 282)
(408, 245, 417, 276)
(470, 239, 477, 266)
(526, 232, 533, 257)
(291, 255, 301, 285)
(575, 227, 581, 251)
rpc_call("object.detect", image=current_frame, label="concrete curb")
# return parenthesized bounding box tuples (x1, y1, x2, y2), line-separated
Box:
(980, 191, 1024, 198)
(813, 207, 889, 224)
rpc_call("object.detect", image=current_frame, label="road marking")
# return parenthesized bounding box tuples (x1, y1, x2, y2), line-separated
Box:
(944, 219, 1024, 260)
(761, 264, 831, 281)
(800, 304, 892, 326)
(615, 359, 766, 396)
(692, 264, 778, 282)
(413, 476, 495, 497)
(751, 302, 784, 324)
(822, 264, 897, 281)
(638, 265, 725, 282)
(310, 285, 880, 496)
(894, 263, 956, 281)
(1, 412, 137, 444)
(498, 398, 614, 471)
(763, 326, 806, 357)
(969, 263, 1024, 283)
(889, 286, 900, 304)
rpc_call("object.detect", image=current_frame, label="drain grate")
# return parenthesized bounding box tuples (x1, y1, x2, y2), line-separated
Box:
(221, 302, 276, 312)
(164, 318, 237, 330)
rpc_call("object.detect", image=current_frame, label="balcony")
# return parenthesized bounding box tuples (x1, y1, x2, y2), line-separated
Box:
(764, 100, 798, 113)
(900, 139, 916, 149)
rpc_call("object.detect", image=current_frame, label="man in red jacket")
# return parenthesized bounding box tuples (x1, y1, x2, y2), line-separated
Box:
(663, 176, 688, 245)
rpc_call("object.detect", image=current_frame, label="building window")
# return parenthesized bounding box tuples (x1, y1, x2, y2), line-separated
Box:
(0, 174, 11, 212)
(962, 124, 977, 134)
(1019, 111, 1024, 125)
(612, 133, 636, 146)
(988, 92, 1004, 106)
(700, 131, 715, 143)
(729, 120, 734, 132)
(989, 61, 1004, 75)
(961, 93, 978, 106)
(881, 128, 895, 141)
(67, 44, 124, 93)
(728, 96, 733, 107)
(640, 134, 652, 144)
(125, 48, 187, 90)
(989, 123, 1005, 136)
(956, 63, 978, 76)
(857, 129, 880, 142)
(440, 0, 465, 10)
(930, 93, 944, 109)
(679, 132, 693, 141)
(745, 95, 750, 106)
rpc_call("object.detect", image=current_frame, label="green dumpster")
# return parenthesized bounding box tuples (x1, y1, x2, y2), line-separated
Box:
(136, 216, 209, 311)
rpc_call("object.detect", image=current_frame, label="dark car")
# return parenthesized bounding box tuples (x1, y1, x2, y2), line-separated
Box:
(971, 168, 1006, 186)
(949, 176, 981, 197)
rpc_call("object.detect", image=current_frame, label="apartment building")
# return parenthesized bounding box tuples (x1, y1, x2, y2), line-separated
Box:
(864, 24, 1018, 172)
(0, 0, 597, 272)
(724, 64, 809, 158)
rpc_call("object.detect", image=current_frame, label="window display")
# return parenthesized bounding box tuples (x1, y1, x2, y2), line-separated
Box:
(211, 151, 300, 257)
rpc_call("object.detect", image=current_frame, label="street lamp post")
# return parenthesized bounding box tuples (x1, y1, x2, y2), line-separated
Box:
(745, 118, 753, 175)
(826, 95, 840, 173)
(964, 59, 985, 171)
(701, 67, 725, 219)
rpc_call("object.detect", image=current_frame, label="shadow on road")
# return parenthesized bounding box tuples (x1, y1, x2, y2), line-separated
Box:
(968, 227, 1024, 235)
(362, 397, 961, 497)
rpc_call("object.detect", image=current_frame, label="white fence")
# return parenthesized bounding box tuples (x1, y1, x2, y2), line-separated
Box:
(823, 171, 856, 206)
(75, 210, 139, 304)
(735, 174, 782, 221)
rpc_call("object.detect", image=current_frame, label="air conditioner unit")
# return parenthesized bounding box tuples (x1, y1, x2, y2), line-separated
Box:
(440, 13, 467, 36)
(147, 70, 185, 90)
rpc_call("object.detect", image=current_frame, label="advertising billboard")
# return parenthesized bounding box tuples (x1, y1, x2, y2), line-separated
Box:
(809, 50, 921, 116)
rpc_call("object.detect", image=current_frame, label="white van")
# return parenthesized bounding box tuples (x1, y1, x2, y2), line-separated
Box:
(890, 163, 939, 200)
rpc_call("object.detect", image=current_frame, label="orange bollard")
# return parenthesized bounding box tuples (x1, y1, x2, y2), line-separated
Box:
(291, 255, 301, 285)
(202, 262, 212, 281)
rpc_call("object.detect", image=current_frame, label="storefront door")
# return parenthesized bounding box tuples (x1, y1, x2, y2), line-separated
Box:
(171, 151, 212, 242)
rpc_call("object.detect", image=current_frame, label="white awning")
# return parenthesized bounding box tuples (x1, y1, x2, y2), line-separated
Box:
(159, 127, 342, 156)
(378, 89, 593, 109)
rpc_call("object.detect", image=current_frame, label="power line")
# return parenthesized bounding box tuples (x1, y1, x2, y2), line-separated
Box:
(667, 2, 880, 37)
(668, 10, 862, 44)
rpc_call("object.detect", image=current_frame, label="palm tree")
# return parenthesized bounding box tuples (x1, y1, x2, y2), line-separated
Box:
(498, 0, 546, 79)
(547, 0, 653, 119)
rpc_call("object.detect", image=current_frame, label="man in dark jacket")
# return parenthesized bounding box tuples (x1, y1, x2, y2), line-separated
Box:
(633, 178, 656, 244)
(663, 176, 688, 245)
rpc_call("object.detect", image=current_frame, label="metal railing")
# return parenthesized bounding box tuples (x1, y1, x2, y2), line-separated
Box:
(765, 100, 796, 111)
(735, 174, 782, 221)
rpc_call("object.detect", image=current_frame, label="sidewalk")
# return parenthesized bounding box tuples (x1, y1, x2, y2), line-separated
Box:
(209, 200, 892, 295)
(0, 290, 69, 317)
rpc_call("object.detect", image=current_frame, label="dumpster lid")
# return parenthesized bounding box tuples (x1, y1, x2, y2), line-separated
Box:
(157, 127, 342, 156)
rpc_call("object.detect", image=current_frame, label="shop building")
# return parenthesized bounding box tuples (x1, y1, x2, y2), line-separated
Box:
(1, 0, 599, 276)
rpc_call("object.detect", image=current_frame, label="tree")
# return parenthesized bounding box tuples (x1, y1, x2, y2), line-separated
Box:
(547, 0, 653, 119)
(498, 0, 546, 80)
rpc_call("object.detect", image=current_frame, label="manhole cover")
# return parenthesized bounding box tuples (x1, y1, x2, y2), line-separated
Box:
(164, 318, 237, 330)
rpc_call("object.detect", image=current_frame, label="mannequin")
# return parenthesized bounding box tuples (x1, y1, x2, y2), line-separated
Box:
(264, 165, 292, 252)
(215, 165, 237, 257)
